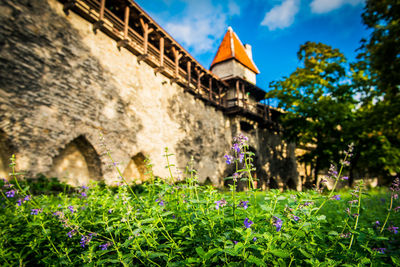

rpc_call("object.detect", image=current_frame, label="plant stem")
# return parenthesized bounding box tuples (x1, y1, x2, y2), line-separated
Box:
(348, 184, 362, 249)
(380, 194, 393, 234)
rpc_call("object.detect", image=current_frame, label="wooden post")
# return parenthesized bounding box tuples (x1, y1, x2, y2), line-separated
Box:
(195, 68, 204, 95)
(99, 0, 105, 21)
(241, 83, 246, 110)
(93, 0, 106, 33)
(218, 84, 222, 106)
(187, 61, 191, 89)
(63, 0, 76, 15)
(123, 6, 129, 39)
(159, 37, 164, 67)
(236, 80, 240, 106)
(171, 47, 182, 79)
(117, 5, 130, 48)
(140, 18, 154, 55)
(209, 77, 212, 101)
(263, 100, 266, 120)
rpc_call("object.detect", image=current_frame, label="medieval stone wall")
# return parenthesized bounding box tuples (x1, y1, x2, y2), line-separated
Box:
(0, 0, 301, 190)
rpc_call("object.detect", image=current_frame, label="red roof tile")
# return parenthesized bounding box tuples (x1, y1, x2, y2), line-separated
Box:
(210, 27, 259, 74)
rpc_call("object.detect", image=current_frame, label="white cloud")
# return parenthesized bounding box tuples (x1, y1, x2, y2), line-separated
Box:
(261, 0, 300, 31)
(310, 0, 364, 14)
(163, 0, 241, 55)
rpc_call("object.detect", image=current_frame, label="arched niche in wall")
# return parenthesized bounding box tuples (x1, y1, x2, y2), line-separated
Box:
(122, 152, 147, 184)
(49, 136, 102, 186)
(0, 130, 13, 179)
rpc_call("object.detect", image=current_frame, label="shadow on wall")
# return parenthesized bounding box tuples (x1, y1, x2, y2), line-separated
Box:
(122, 152, 147, 184)
(48, 135, 102, 186)
(0, 130, 13, 179)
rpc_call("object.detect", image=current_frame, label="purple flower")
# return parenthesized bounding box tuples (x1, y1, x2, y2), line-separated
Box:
(82, 186, 89, 190)
(24, 195, 31, 201)
(273, 216, 282, 232)
(331, 195, 341, 200)
(292, 215, 300, 222)
(238, 200, 249, 210)
(68, 206, 75, 213)
(244, 218, 253, 229)
(341, 176, 349, 180)
(388, 226, 399, 234)
(253, 237, 257, 242)
(238, 153, 244, 163)
(232, 143, 241, 153)
(17, 199, 23, 206)
(224, 155, 234, 165)
(215, 199, 227, 210)
(67, 229, 76, 238)
(233, 240, 238, 245)
(155, 199, 165, 206)
(375, 221, 380, 226)
(31, 209, 41, 215)
(5, 190, 16, 198)
(81, 192, 87, 197)
(372, 248, 386, 254)
(108, 209, 113, 214)
(99, 242, 112, 250)
(394, 206, 400, 212)
(80, 233, 93, 247)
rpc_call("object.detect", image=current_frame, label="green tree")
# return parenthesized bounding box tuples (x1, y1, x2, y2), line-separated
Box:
(350, 0, 400, 182)
(267, 42, 356, 186)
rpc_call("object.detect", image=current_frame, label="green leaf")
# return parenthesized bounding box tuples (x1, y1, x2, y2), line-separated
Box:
(247, 255, 266, 266)
(270, 249, 290, 258)
(195, 247, 205, 257)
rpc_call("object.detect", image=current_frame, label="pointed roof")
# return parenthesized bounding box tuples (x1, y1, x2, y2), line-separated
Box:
(210, 27, 259, 74)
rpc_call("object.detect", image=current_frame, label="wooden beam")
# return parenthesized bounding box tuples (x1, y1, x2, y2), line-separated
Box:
(159, 37, 164, 67)
(123, 6, 130, 39)
(195, 68, 204, 94)
(236, 80, 240, 106)
(218, 85, 222, 106)
(99, 0, 105, 20)
(241, 82, 246, 110)
(209, 77, 212, 101)
(140, 18, 154, 55)
(187, 61, 191, 89)
(171, 47, 182, 78)
(93, 0, 106, 33)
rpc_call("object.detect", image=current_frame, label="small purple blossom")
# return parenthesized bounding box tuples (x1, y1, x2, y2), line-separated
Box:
(215, 199, 227, 210)
(238, 153, 244, 163)
(273, 216, 282, 232)
(82, 185, 89, 190)
(155, 198, 165, 206)
(99, 242, 112, 250)
(5, 190, 16, 198)
(341, 176, 349, 180)
(224, 155, 234, 165)
(31, 209, 41, 215)
(80, 233, 93, 248)
(67, 229, 76, 238)
(253, 237, 257, 242)
(388, 225, 399, 234)
(17, 199, 23, 206)
(108, 209, 113, 214)
(233, 241, 238, 245)
(340, 233, 351, 238)
(375, 221, 380, 226)
(238, 200, 249, 210)
(244, 218, 253, 229)
(331, 195, 341, 200)
(394, 206, 400, 212)
(24, 195, 31, 201)
(292, 215, 300, 222)
(232, 143, 241, 153)
(81, 192, 87, 197)
(372, 248, 386, 254)
(68, 206, 75, 213)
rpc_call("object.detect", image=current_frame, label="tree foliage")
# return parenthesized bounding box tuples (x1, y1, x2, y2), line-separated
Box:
(267, 42, 356, 184)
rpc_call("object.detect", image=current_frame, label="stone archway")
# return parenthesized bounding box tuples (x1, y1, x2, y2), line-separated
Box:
(0, 130, 12, 179)
(49, 136, 102, 186)
(122, 152, 147, 184)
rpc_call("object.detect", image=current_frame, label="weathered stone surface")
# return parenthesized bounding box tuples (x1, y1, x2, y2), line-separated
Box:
(0, 0, 301, 190)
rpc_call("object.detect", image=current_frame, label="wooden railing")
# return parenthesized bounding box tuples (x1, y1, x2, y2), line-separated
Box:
(61, 0, 275, 125)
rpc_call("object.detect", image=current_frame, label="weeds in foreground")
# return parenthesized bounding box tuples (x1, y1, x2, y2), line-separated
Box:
(0, 134, 399, 266)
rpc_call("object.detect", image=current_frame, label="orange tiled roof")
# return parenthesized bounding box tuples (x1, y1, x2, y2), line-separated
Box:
(210, 27, 259, 74)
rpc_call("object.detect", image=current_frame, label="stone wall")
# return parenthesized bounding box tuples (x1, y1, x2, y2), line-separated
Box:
(0, 0, 301, 190)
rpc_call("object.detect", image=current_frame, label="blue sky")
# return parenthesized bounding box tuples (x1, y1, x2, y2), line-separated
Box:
(135, 0, 369, 91)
